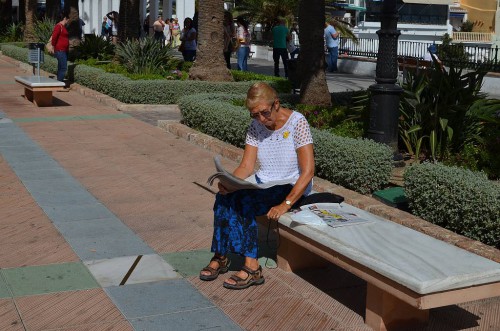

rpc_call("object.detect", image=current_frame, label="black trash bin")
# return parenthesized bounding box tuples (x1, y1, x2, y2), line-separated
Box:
(286, 58, 300, 94)
(28, 42, 45, 76)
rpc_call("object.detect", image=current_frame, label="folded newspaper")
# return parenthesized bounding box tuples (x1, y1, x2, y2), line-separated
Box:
(290, 203, 372, 228)
(207, 156, 294, 193)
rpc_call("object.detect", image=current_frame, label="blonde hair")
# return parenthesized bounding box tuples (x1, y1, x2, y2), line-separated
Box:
(245, 82, 278, 110)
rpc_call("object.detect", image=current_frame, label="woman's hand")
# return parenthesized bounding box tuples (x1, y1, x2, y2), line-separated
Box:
(267, 203, 290, 221)
(218, 182, 229, 195)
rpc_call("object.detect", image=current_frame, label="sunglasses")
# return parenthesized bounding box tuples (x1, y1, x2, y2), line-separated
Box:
(250, 101, 276, 119)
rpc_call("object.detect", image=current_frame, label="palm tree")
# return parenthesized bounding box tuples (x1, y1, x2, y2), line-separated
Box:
(189, 0, 233, 81)
(46, 0, 62, 21)
(23, 0, 38, 42)
(297, 0, 331, 106)
(119, 0, 140, 41)
(235, 0, 299, 39)
(0, 0, 13, 27)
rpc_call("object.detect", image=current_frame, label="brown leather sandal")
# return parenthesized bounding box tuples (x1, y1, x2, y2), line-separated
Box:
(223, 265, 265, 290)
(199, 256, 230, 281)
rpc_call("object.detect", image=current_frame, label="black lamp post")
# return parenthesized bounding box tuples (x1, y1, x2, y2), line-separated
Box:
(366, 0, 403, 157)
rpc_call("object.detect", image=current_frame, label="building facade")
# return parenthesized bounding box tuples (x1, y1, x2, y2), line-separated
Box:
(78, 0, 195, 37)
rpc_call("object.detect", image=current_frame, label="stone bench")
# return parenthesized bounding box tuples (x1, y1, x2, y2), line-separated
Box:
(15, 76, 65, 107)
(265, 203, 500, 331)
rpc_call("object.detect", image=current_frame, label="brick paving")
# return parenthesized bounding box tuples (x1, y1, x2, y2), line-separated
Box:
(0, 53, 499, 330)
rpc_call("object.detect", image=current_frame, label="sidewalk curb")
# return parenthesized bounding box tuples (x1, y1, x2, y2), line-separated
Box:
(158, 120, 500, 263)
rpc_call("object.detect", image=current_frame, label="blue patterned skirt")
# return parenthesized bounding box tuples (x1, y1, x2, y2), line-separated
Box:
(211, 184, 293, 259)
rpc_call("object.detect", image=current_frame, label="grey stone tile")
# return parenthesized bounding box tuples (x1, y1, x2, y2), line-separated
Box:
(22, 177, 97, 206)
(15, 167, 73, 181)
(105, 279, 214, 319)
(85, 254, 180, 287)
(54, 218, 153, 261)
(9, 158, 61, 172)
(43, 203, 116, 223)
(130, 308, 242, 331)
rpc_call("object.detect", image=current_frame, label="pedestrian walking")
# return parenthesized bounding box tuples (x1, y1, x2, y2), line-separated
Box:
(236, 17, 251, 71)
(171, 18, 180, 47)
(180, 17, 197, 62)
(153, 15, 165, 44)
(272, 17, 290, 77)
(106, 11, 119, 44)
(223, 11, 235, 70)
(164, 18, 171, 46)
(324, 19, 339, 72)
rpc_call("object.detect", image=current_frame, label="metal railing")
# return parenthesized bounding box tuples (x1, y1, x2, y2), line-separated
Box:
(451, 32, 494, 43)
(339, 37, 500, 72)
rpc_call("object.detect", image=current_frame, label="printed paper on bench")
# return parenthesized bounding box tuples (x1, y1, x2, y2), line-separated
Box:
(207, 156, 294, 193)
(291, 203, 372, 228)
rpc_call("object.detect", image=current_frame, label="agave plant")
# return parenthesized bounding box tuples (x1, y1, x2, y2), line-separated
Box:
(0, 22, 24, 42)
(114, 37, 176, 75)
(33, 17, 56, 44)
(73, 34, 115, 60)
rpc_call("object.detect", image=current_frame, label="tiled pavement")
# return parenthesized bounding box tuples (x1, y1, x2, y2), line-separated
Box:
(1, 54, 499, 330)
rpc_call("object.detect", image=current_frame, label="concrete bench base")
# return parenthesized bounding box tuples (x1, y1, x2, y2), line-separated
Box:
(257, 203, 500, 331)
(15, 76, 65, 107)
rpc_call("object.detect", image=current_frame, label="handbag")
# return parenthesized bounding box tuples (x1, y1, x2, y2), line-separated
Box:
(46, 36, 54, 54)
(178, 41, 185, 52)
(231, 37, 239, 52)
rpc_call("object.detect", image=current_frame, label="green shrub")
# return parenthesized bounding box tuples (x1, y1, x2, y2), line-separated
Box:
(179, 93, 393, 193)
(0, 23, 23, 42)
(313, 129, 393, 194)
(328, 121, 364, 138)
(404, 162, 500, 248)
(33, 17, 56, 44)
(296, 104, 347, 130)
(115, 37, 177, 75)
(231, 70, 291, 93)
(74, 34, 115, 60)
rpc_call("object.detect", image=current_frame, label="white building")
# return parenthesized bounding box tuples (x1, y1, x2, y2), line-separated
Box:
(78, 0, 195, 36)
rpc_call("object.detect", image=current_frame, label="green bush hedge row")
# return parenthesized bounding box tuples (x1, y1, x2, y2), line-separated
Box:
(1, 44, 286, 104)
(178, 93, 393, 194)
(404, 163, 500, 248)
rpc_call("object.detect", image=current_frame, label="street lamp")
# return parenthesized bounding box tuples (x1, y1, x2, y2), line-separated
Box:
(366, 0, 403, 157)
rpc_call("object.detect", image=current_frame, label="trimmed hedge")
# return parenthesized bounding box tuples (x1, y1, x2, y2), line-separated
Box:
(404, 163, 500, 248)
(179, 93, 393, 194)
(1, 44, 287, 104)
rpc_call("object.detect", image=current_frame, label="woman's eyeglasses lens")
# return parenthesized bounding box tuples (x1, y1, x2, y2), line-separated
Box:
(250, 110, 272, 119)
(250, 102, 275, 119)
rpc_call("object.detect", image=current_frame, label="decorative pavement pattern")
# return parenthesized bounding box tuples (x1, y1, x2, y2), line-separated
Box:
(0, 54, 499, 330)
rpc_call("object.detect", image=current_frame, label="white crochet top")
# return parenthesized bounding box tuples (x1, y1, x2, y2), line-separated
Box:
(246, 111, 313, 186)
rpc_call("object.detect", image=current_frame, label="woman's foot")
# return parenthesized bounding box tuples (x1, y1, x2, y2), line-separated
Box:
(199, 255, 230, 281)
(223, 265, 265, 290)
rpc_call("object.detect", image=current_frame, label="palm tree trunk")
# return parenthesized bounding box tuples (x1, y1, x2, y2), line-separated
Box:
(297, 0, 331, 106)
(119, 0, 140, 41)
(189, 0, 233, 81)
(46, 0, 61, 21)
(0, 0, 13, 27)
(23, 0, 37, 42)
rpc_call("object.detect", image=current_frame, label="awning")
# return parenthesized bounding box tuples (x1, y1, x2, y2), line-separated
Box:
(402, 0, 453, 4)
(329, 2, 366, 11)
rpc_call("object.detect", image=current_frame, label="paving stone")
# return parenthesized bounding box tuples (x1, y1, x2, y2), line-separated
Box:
(0, 299, 23, 331)
(105, 279, 214, 319)
(2, 262, 99, 297)
(0, 276, 11, 298)
(44, 202, 116, 223)
(85, 254, 180, 287)
(54, 218, 154, 261)
(130, 307, 242, 331)
(161, 250, 214, 277)
(22, 177, 97, 206)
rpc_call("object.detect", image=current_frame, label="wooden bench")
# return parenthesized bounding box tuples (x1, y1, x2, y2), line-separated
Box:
(398, 57, 432, 82)
(264, 203, 500, 331)
(15, 76, 66, 107)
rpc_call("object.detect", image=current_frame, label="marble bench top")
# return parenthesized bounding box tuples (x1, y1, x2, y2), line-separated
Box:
(15, 76, 65, 87)
(279, 203, 500, 295)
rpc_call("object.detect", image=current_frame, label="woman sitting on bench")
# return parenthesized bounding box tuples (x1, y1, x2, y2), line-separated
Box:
(199, 82, 315, 289)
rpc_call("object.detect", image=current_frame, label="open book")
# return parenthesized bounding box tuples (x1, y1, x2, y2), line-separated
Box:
(207, 156, 294, 193)
(290, 203, 372, 228)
